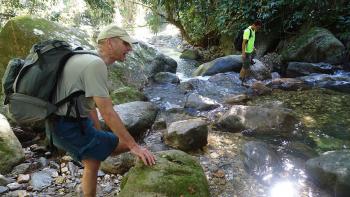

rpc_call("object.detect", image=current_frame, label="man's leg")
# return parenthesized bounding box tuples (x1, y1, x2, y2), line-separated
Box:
(240, 53, 252, 85)
(82, 159, 100, 197)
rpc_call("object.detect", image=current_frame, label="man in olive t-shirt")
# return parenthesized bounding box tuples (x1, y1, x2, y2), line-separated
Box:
(240, 20, 262, 84)
(51, 24, 156, 196)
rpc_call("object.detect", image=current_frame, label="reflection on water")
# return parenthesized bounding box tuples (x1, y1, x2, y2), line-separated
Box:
(270, 180, 298, 197)
(250, 88, 350, 152)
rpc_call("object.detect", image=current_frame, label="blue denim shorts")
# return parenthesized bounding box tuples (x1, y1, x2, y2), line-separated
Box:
(51, 117, 118, 162)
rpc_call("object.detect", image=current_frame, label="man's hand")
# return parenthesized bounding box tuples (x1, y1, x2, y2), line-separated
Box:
(130, 145, 156, 166)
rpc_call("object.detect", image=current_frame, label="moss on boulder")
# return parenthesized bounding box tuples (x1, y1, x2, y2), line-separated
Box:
(110, 86, 145, 105)
(0, 114, 24, 174)
(119, 150, 209, 197)
(281, 27, 345, 64)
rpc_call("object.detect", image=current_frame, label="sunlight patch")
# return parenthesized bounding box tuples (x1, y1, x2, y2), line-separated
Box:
(33, 28, 44, 36)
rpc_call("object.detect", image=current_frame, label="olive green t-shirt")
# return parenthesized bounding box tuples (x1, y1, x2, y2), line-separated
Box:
(54, 54, 109, 118)
(243, 26, 256, 53)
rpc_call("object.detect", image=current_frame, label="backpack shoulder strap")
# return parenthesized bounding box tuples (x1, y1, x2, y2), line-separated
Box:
(247, 27, 252, 40)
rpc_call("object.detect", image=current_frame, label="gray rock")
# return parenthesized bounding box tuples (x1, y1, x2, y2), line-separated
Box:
(164, 118, 208, 151)
(38, 157, 48, 168)
(224, 94, 249, 104)
(17, 174, 30, 184)
(119, 150, 209, 197)
(280, 27, 346, 64)
(0, 174, 14, 186)
(185, 93, 220, 110)
(180, 49, 201, 60)
(101, 153, 135, 175)
(306, 150, 350, 197)
(287, 62, 334, 77)
(97, 170, 105, 177)
(3, 190, 29, 197)
(0, 186, 8, 194)
(42, 168, 59, 178)
(146, 53, 178, 76)
(242, 141, 281, 182)
(153, 72, 180, 84)
(30, 170, 52, 191)
(67, 162, 78, 176)
(0, 114, 25, 174)
(193, 55, 242, 76)
(48, 161, 60, 170)
(10, 163, 31, 176)
(299, 73, 350, 93)
(111, 101, 158, 139)
(217, 105, 299, 134)
(193, 55, 271, 80)
(6, 182, 23, 190)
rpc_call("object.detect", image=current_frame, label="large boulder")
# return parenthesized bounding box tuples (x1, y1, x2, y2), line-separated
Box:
(112, 43, 177, 90)
(286, 62, 334, 77)
(217, 105, 299, 134)
(105, 101, 158, 139)
(0, 15, 93, 89)
(164, 118, 208, 151)
(153, 72, 179, 84)
(180, 48, 201, 60)
(0, 114, 24, 174)
(193, 55, 242, 76)
(100, 153, 135, 175)
(306, 150, 350, 197)
(193, 55, 271, 80)
(185, 93, 220, 110)
(119, 150, 209, 197)
(299, 73, 350, 93)
(280, 27, 346, 64)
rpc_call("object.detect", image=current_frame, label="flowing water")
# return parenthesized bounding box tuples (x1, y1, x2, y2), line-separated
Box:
(137, 26, 350, 197)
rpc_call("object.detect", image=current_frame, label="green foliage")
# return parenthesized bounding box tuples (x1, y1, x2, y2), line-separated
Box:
(141, 0, 350, 48)
(84, 0, 114, 25)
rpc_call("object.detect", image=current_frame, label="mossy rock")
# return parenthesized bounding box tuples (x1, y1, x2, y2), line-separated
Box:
(110, 86, 145, 105)
(0, 114, 24, 174)
(0, 15, 93, 92)
(281, 27, 345, 64)
(119, 150, 209, 197)
(180, 49, 201, 60)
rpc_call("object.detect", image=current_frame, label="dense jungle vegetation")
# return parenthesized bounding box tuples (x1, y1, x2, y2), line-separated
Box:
(1, 0, 349, 48)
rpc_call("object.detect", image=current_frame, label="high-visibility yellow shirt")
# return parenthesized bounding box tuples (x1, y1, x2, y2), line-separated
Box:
(243, 26, 255, 53)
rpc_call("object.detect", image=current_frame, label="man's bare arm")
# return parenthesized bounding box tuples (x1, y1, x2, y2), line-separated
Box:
(242, 39, 248, 59)
(89, 108, 101, 130)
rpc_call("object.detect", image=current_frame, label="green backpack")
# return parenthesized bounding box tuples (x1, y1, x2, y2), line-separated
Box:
(2, 40, 95, 125)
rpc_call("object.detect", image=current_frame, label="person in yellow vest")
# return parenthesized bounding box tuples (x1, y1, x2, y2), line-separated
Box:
(240, 20, 262, 85)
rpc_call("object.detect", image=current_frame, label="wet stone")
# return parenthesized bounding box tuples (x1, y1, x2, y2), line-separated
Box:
(68, 162, 78, 176)
(30, 171, 53, 191)
(7, 182, 23, 190)
(38, 157, 49, 168)
(0, 186, 9, 194)
(17, 174, 30, 184)
(10, 163, 31, 175)
(48, 161, 60, 170)
(0, 174, 14, 186)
